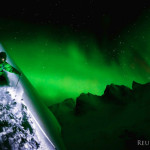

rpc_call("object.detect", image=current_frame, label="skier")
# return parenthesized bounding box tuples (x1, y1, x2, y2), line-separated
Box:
(0, 52, 21, 85)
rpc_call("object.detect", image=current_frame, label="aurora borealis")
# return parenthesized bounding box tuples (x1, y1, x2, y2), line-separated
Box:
(0, 13, 149, 106)
(0, 1, 150, 106)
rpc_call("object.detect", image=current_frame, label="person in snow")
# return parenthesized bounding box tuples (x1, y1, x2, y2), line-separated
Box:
(0, 52, 21, 85)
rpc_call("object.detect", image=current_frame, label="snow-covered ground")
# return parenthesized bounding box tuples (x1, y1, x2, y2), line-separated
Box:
(0, 86, 40, 149)
(0, 45, 57, 150)
(0, 85, 55, 150)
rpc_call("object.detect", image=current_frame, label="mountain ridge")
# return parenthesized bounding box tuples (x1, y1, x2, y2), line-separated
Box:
(49, 81, 150, 150)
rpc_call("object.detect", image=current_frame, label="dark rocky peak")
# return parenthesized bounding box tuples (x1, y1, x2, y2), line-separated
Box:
(132, 81, 150, 91)
(62, 98, 76, 109)
(102, 84, 133, 105)
(75, 93, 100, 115)
(132, 81, 150, 104)
(51, 81, 150, 117)
(132, 81, 143, 90)
(50, 98, 75, 116)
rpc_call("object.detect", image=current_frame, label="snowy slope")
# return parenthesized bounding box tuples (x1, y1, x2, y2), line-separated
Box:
(0, 86, 40, 149)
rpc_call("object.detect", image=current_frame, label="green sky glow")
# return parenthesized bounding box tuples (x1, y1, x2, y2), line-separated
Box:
(1, 15, 150, 106)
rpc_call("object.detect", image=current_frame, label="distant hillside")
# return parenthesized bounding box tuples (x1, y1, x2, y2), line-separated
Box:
(49, 81, 150, 150)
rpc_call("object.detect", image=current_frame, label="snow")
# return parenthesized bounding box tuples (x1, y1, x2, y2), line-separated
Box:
(0, 85, 56, 150)
(0, 44, 57, 150)
(0, 86, 40, 150)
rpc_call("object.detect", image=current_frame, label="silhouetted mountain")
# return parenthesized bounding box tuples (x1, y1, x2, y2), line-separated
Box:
(49, 81, 150, 150)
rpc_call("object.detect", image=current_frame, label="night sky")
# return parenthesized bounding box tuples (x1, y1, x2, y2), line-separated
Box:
(0, 0, 150, 105)
(0, 0, 150, 57)
(0, 0, 149, 38)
